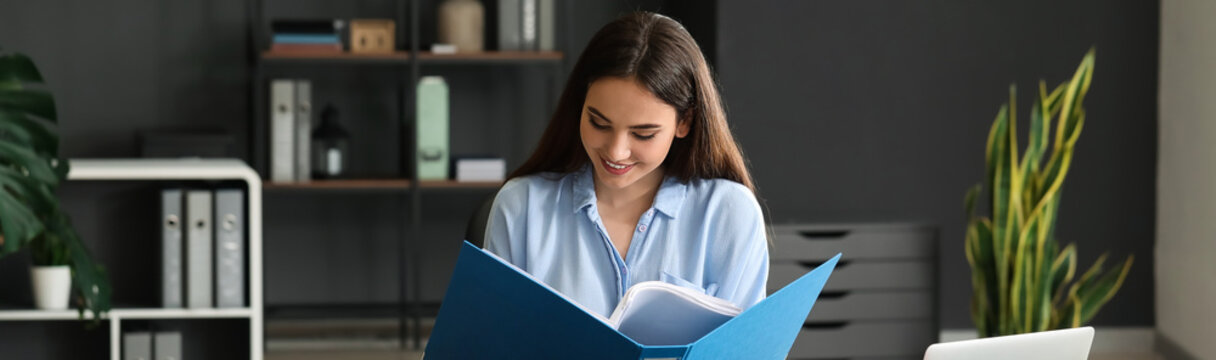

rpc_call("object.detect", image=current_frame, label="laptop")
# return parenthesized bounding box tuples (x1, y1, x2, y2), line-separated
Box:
(924, 327, 1095, 360)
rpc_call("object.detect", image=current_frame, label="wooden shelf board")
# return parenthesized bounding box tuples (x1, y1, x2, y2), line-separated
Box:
(260, 50, 562, 63)
(417, 180, 502, 189)
(416, 51, 563, 62)
(265, 179, 412, 190)
(264, 179, 502, 190)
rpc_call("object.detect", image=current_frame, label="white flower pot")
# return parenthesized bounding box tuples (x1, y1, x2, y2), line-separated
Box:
(31, 265, 71, 310)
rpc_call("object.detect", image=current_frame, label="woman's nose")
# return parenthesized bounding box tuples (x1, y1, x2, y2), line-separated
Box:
(607, 132, 631, 161)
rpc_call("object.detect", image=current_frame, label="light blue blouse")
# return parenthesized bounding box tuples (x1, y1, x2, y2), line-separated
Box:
(483, 165, 769, 318)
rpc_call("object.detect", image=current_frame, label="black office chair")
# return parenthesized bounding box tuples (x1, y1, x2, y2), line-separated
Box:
(463, 194, 496, 249)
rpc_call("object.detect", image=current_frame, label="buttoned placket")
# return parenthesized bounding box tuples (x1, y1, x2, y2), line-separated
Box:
(586, 207, 629, 297)
(620, 208, 659, 295)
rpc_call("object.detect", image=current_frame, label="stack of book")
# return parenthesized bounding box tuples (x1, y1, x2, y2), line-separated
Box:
(453, 157, 505, 182)
(270, 19, 343, 54)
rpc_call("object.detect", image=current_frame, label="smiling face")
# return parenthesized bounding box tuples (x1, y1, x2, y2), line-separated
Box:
(580, 76, 690, 195)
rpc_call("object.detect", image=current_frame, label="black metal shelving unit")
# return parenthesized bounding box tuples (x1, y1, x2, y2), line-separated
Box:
(246, 0, 569, 351)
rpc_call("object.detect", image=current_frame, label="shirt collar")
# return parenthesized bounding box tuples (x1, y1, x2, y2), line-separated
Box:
(571, 165, 687, 219)
(573, 165, 597, 214)
(652, 175, 687, 219)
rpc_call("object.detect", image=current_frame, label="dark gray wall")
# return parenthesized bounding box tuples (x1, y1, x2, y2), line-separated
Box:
(0, 0, 671, 312)
(0, 0, 1157, 338)
(716, 1, 1158, 328)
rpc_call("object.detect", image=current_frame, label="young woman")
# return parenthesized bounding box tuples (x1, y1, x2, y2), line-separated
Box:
(484, 11, 768, 318)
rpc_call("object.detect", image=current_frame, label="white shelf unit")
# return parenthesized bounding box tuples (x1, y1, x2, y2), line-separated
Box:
(0, 159, 264, 360)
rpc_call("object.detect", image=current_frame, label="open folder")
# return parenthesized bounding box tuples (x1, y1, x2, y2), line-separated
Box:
(424, 241, 841, 359)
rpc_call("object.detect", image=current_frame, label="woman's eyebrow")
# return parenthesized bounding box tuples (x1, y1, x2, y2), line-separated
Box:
(587, 106, 661, 130)
(587, 107, 614, 123)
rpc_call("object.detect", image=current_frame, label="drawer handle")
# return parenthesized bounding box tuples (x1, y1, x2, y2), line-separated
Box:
(797, 230, 849, 240)
(817, 291, 850, 300)
(802, 321, 849, 330)
(798, 260, 850, 269)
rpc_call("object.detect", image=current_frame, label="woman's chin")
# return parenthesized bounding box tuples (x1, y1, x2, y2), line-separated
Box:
(595, 174, 633, 189)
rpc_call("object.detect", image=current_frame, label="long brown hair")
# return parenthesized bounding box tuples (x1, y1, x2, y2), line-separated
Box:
(510, 11, 756, 195)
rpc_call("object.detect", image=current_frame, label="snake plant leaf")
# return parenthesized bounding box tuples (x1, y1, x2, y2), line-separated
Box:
(977, 219, 998, 304)
(967, 49, 1131, 336)
(1024, 102, 1049, 175)
(966, 223, 989, 335)
(967, 218, 998, 336)
(1034, 235, 1059, 331)
(1055, 50, 1094, 149)
(1076, 255, 1134, 325)
(1041, 81, 1066, 116)
(0, 110, 59, 156)
(986, 105, 1013, 328)
(1050, 243, 1078, 306)
(1010, 214, 1039, 332)
(0, 52, 43, 90)
(0, 89, 56, 122)
(1073, 48, 1096, 105)
(965, 184, 981, 219)
(1068, 292, 1083, 328)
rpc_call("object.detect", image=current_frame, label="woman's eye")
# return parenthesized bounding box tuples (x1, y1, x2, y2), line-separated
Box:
(634, 133, 656, 140)
(589, 118, 610, 130)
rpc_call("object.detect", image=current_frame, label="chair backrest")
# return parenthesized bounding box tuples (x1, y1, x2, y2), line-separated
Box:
(463, 194, 496, 249)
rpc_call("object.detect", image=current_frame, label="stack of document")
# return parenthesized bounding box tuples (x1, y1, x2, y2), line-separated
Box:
(454, 158, 505, 182)
(607, 281, 741, 346)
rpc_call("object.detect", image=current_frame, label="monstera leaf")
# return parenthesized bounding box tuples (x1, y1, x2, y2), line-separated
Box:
(0, 49, 110, 321)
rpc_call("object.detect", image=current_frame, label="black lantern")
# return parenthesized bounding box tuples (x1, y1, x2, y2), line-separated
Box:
(311, 104, 350, 179)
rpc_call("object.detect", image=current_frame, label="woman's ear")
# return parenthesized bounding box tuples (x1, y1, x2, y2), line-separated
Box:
(675, 111, 692, 138)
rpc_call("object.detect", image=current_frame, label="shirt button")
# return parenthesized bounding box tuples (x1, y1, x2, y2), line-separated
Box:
(638, 224, 647, 232)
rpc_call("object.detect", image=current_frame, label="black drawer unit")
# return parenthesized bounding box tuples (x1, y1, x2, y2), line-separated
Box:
(768, 223, 939, 360)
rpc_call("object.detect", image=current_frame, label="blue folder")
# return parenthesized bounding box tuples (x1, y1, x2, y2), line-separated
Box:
(425, 241, 841, 359)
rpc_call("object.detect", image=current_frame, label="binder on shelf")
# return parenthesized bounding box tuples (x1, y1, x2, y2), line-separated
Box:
(498, 0, 522, 50)
(425, 242, 841, 359)
(123, 331, 152, 360)
(214, 189, 246, 308)
(294, 80, 312, 182)
(153, 331, 182, 360)
(538, 0, 555, 51)
(416, 76, 450, 180)
(270, 79, 296, 182)
(160, 189, 183, 308)
(521, 0, 538, 50)
(185, 190, 213, 309)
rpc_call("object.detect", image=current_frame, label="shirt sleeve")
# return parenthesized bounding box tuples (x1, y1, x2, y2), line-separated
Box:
(483, 178, 529, 268)
(708, 182, 770, 309)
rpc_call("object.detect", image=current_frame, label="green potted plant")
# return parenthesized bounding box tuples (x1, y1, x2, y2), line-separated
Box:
(0, 49, 111, 319)
(964, 48, 1134, 337)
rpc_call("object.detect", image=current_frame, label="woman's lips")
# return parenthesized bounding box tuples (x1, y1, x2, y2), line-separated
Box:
(602, 159, 634, 175)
